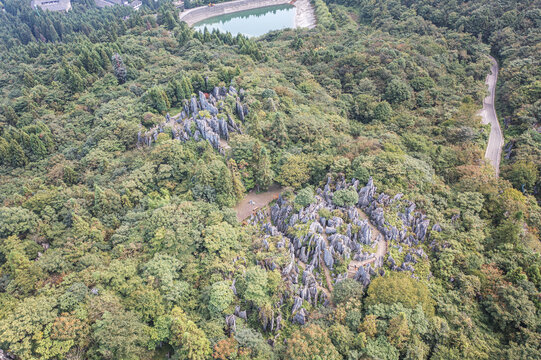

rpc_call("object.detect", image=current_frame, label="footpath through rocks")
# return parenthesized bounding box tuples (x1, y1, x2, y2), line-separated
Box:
(346, 211, 387, 278)
(244, 175, 437, 327)
(296, 260, 333, 306)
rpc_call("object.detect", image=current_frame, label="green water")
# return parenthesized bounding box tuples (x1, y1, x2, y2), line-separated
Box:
(194, 4, 296, 37)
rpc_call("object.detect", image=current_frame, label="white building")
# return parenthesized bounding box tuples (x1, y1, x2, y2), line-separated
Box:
(130, 0, 142, 10)
(94, 0, 142, 10)
(31, 0, 72, 12)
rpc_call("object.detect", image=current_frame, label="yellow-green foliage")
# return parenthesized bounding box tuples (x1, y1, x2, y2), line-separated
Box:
(288, 222, 311, 238)
(413, 256, 431, 280)
(0, 0, 539, 358)
(362, 244, 377, 254)
(388, 246, 405, 265)
(365, 272, 435, 317)
(384, 210, 403, 230)
(318, 208, 333, 219)
(333, 257, 350, 274)
(313, 0, 336, 29)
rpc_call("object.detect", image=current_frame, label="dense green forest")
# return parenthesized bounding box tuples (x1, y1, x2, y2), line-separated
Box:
(0, 0, 539, 359)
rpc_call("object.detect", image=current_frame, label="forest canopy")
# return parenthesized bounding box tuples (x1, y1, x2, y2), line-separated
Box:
(0, 0, 539, 359)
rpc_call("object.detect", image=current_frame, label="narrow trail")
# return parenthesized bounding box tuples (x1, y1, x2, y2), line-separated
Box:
(297, 260, 333, 306)
(346, 211, 387, 278)
(479, 56, 503, 177)
(321, 264, 333, 291)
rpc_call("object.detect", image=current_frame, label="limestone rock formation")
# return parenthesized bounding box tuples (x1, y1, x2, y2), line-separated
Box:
(249, 176, 432, 330)
(137, 85, 246, 153)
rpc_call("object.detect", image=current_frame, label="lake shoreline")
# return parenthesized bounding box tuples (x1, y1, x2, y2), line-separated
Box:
(179, 0, 316, 29)
(194, 4, 296, 37)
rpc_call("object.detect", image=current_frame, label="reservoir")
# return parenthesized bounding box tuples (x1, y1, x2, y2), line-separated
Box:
(193, 4, 296, 37)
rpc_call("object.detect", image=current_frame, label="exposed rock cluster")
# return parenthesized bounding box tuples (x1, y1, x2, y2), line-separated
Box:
(0, 349, 14, 360)
(137, 86, 246, 152)
(242, 176, 435, 328)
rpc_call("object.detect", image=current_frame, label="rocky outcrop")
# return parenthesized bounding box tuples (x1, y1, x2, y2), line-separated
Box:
(137, 86, 245, 153)
(0, 349, 14, 360)
(248, 176, 434, 329)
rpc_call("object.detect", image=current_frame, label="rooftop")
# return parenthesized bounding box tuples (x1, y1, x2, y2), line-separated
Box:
(32, 0, 72, 12)
(94, 0, 141, 10)
(130, 0, 142, 10)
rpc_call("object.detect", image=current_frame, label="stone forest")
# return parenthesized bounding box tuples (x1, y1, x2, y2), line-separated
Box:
(244, 175, 434, 327)
(137, 86, 245, 152)
(0, 0, 539, 360)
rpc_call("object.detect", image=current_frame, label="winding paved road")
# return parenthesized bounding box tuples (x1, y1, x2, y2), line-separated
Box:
(479, 56, 503, 176)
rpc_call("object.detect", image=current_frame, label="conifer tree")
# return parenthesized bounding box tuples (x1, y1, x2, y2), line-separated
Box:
(269, 113, 288, 146)
(62, 63, 85, 93)
(2, 105, 18, 126)
(111, 53, 127, 84)
(146, 86, 170, 113)
(181, 76, 194, 97)
(29, 134, 47, 160)
(8, 140, 27, 167)
(0, 138, 9, 165)
(191, 74, 205, 92)
(227, 159, 246, 200)
(252, 142, 273, 191)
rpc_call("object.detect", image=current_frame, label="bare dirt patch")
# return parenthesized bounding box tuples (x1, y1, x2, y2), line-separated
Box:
(234, 184, 282, 221)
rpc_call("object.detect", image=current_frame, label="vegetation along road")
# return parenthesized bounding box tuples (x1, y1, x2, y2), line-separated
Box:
(479, 56, 504, 176)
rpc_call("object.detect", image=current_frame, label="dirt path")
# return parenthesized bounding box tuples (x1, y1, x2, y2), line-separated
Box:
(479, 56, 503, 176)
(234, 184, 282, 221)
(219, 138, 231, 150)
(346, 211, 387, 278)
(297, 260, 333, 305)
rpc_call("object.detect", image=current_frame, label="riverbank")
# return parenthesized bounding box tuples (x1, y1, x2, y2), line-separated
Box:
(179, 0, 315, 29)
